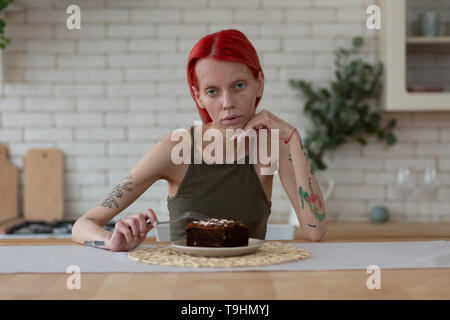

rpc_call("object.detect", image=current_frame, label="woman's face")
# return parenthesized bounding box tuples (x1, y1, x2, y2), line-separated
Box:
(192, 58, 264, 130)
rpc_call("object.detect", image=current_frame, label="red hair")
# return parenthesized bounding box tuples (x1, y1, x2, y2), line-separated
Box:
(187, 29, 264, 124)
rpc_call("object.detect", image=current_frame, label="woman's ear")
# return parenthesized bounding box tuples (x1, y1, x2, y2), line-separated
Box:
(192, 86, 206, 109)
(256, 71, 264, 98)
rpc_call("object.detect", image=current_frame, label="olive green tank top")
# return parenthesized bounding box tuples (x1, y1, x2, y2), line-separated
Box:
(167, 126, 272, 241)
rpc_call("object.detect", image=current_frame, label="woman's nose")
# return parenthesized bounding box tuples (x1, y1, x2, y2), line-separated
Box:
(222, 91, 234, 109)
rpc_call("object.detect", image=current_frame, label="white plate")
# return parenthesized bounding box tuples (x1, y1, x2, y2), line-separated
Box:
(171, 238, 264, 257)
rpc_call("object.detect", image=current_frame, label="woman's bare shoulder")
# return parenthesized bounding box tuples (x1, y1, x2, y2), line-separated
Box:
(147, 128, 192, 180)
(156, 127, 192, 154)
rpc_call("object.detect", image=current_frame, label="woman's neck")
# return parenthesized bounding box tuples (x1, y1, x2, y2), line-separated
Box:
(196, 122, 252, 163)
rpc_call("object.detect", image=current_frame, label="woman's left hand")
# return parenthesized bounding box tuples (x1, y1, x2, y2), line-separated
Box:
(237, 109, 296, 142)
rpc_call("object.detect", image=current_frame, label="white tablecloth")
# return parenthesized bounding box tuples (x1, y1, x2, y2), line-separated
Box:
(1, 240, 449, 273)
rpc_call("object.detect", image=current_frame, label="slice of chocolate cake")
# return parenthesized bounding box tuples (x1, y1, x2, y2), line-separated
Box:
(185, 218, 249, 247)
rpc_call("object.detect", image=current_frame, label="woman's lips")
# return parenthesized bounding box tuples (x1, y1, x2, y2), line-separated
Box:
(222, 115, 242, 125)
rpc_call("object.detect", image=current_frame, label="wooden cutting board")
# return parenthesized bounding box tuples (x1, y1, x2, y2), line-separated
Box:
(24, 149, 64, 222)
(0, 144, 19, 223)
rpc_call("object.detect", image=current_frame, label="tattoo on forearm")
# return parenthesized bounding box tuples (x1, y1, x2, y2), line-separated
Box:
(84, 240, 106, 248)
(298, 177, 326, 222)
(291, 137, 325, 221)
(98, 174, 133, 208)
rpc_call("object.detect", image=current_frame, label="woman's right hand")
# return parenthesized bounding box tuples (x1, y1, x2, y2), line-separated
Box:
(105, 209, 159, 252)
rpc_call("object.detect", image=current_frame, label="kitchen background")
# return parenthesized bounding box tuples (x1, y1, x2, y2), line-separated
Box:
(0, 0, 449, 225)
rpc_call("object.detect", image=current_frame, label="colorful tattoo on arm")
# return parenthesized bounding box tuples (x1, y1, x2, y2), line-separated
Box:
(298, 178, 326, 222)
(98, 174, 133, 209)
(290, 134, 325, 223)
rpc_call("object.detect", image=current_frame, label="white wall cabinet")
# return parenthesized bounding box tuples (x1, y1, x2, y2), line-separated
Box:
(379, 0, 450, 111)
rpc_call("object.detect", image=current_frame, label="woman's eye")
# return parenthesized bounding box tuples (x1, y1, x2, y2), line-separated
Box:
(236, 82, 246, 89)
(206, 89, 216, 96)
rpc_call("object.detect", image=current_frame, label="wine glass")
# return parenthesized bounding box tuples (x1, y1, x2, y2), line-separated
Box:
(422, 167, 439, 200)
(395, 167, 415, 199)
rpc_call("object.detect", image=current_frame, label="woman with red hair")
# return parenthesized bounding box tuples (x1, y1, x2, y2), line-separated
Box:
(72, 29, 327, 251)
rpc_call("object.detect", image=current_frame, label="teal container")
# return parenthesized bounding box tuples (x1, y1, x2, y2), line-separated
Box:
(370, 206, 389, 223)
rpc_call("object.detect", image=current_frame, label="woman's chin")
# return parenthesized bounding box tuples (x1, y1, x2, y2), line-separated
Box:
(225, 123, 244, 130)
(217, 121, 244, 131)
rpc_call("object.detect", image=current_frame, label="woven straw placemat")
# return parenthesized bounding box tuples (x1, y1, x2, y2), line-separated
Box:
(128, 241, 310, 268)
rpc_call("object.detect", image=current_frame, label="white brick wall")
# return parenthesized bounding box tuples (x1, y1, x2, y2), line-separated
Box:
(1, 0, 449, 223)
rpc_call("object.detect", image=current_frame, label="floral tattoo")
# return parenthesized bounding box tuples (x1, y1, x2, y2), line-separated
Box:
(298, 177, 326, 222)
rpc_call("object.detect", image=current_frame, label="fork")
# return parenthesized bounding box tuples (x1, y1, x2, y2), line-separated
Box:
(145, 211, 209, 226)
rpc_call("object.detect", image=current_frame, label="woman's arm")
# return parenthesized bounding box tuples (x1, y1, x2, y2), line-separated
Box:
(280, 130, 327, 241)
(72, 132, 177, 251)
(71, 173, 158, 251)
(240, 110, 327, 241)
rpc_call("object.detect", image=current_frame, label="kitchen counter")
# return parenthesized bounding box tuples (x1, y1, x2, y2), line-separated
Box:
(1, 222, 449, 299)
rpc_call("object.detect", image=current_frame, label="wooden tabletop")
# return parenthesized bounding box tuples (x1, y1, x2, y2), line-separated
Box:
(1, 222, 450, 300)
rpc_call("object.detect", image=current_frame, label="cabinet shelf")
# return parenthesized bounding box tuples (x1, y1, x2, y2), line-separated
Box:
(407, 36, 450, 44)
(406, 36, 450, 44)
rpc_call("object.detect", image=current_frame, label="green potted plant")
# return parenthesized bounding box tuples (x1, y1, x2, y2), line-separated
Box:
(289, 37, 397, 174)
(0, 0, 15, 83)
(0, 0, 14, 49)
(287, 37, 397, 225)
